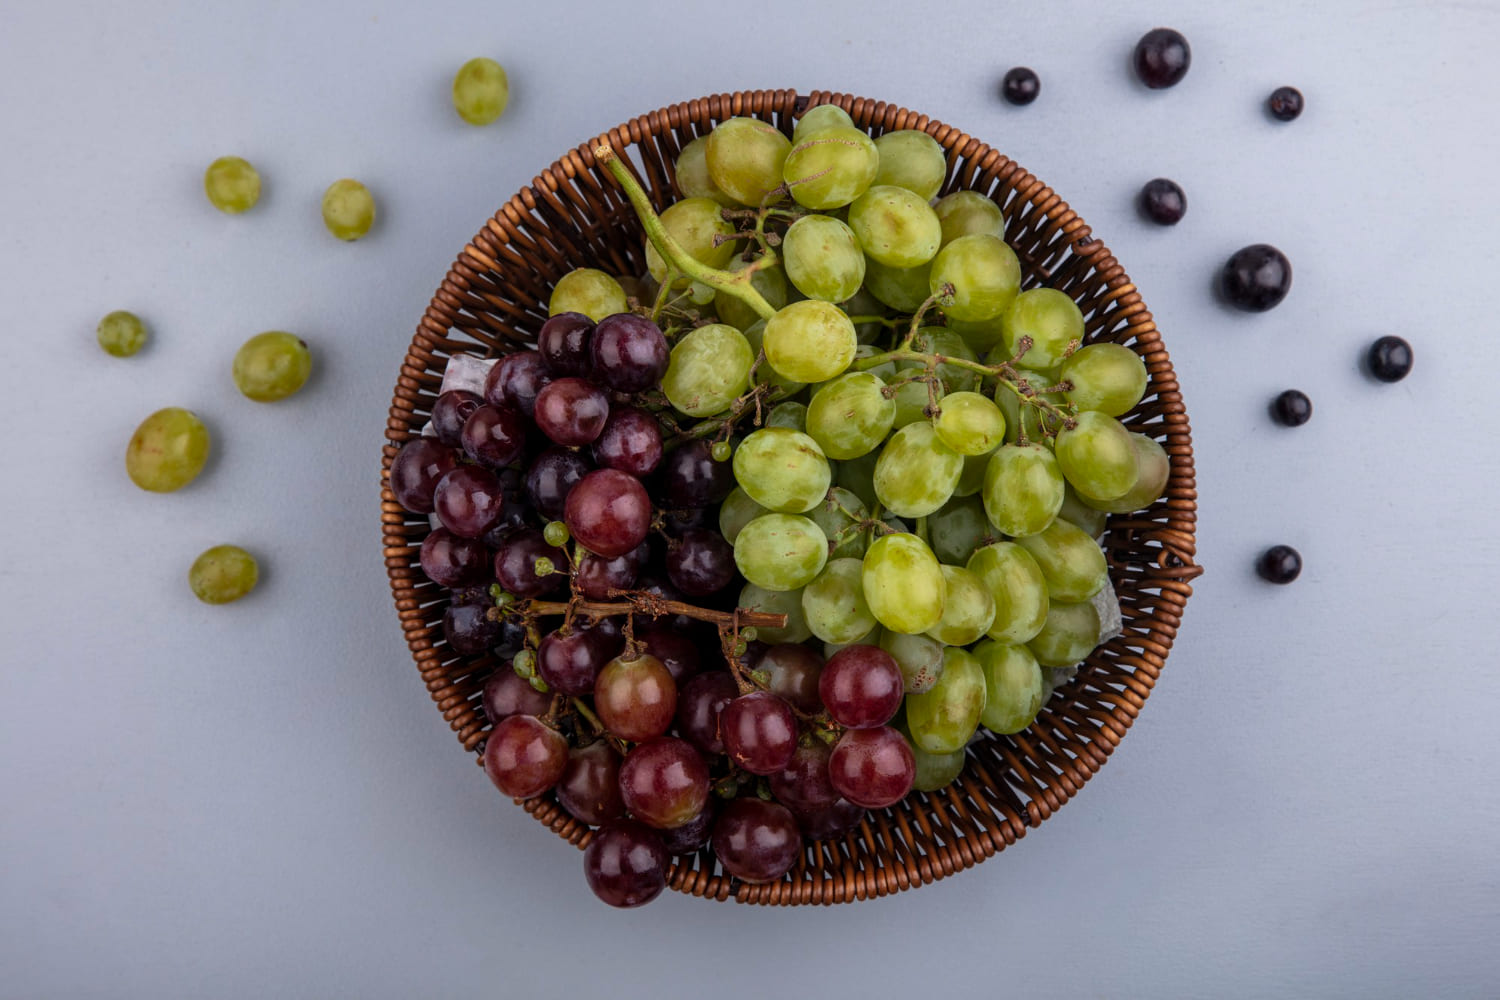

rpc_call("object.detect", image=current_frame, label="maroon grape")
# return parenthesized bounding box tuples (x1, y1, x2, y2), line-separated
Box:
(390, 437, 458, 514)
(674, 671, 739, 754)
(638, 627, 702, 684)
(721, 692, 798, 776)
(768, 740, 839, 815)
(658, 805, 713, 855)
(537, 312, 595, 377)
(419, 527, 490, 587)
(443, 602, 501, 655)
(484, 351, 552, 417)
(482, 669, 552, 722)
(664, 529, 736, 597)
(433, 465, 506, 538)
(1133, 27, 1191, 89)
(657, 439, 733, 508)
(557, 741, 626, 825)
(575, 543, 647, 600)
(618, 737, 710, 830)
(536, 627, 616, 696)
(534, 377, 609, 447)
(525, 447, 592, 521)
(593, 406, 664, 477)
(492, 527, 566, 597)
(429, 390, 484, 447)
(828, 726, 915, 809)
(757, 644, 825, 715)
(482, 715, 568, 799)
(565, 469, 652, 560)
(583, 819, 670, 908)
(795, 798, 864, 840)
(819, 645, 904, 729)
(591, 313, 670, 393)
(460, 403, 527, 469)
(711, 798, 801, 884)
(595, 653, 677, 742)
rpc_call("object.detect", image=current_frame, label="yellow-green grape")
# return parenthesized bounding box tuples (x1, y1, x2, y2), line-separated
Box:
(966, 542, 1049, 644)
(793, 103, 855, 140)
(705, 117, 792, 206)
(740, 319, 805, 396)
(782, 215, 866, 302)
(719, 487, 769, 543)
(879, 629, 946, 693)
(930, 234, 1022, 323)
(739, 583, 813, 644)
(1028, 601, 1101, 668)
(934, 391, 1006, 455)
(1055, 410, 1139, 502)
(925, 565, 996, 646)
(1057, 483, 1109, 537)
(982, 443, 1064, 537)
(1001, 287, 1084, 370)
(549, 268, 627, 321)
(451, 57, 510, 125)
(763, 300, 857, 383)
(734, 514, 827, 591)
(203, 156, 261, 214)
(321, 179, 375, 240)
(974, 641, 1044, 734)
(904, 647, 986, 754)
(833, 449, 880, 509)
(995, 368, 1066, 444)
(862, 258, 932, 312)
(806, 371, 896, 460)
(1080, 433, 1170, 514)
(802, 558, 879, 644)
(909, 738, 967, 792)
(644, 197, 738, 285)
(862, 532, 946, 634)
(928, 494, 993, 565)
(188, 545, 259, 604)
(782, 126, 880, 210)
(871, 130, 947, 201)
(731, 427, 831, 513)
(946, 314, 1008, 354)
(873, 421, 963, 518)
(891, 328, 983, 430)
(765, 401, 807, 432)
(125, 407, 211, 493)
(710, 441, 733, 462)
(543, 521, 570, 547)
(716, 257, 787, 330)
(97, 310, 148, 358)
(808, 487, 870, 560)
(934, 190, 1005, 246)
(661, 324, 753, 417)
(674, 136, 734, 205)
(232, 332, 312, 402)
(1013, 518, 1108, 603)
(848, 185, 942, 268)
(955, 453, 987, 498)
(1060, 342, 1148, 416)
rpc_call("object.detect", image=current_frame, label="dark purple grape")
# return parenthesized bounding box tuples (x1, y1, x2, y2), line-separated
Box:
(419, 527, 490, 587)
(1220, 244, 1292, 312)
(433, 465, 507, 538)
(482, 715, 568, 799)
(461, 404, 527, 469)
(534, 377, 610, 447)
(443, 602, 501, 655)
(493, 620, 526, 660)
(1267, 86, 1304, 122)
(584, 819, 670, 908)
(711, 798, 801, 884)
(828, 726, 914, 809)
(483, 351, 552, 417)
(756, 644, 824, 715)
(638, 627, 702, 684)
(769, 740, 839, 815)
(1270, 389, 1312, 427)
(537, 312, 595, 377)
(820, 645, 904, 729)
(618, 737, 710, 830)
(591, 313, 670, 393)
(479, 467, 530, 543)
(665, 529, 736, 597)
(390, 438, 458, 514)
(1133, 27, 1191, 89)
(449, 584, 492, 607)
(584, 615, 628, 653)
(429, 390, 484, 447)
(675, 671, 738, 754)
(557, 741, 626, 825)
(576, 548, 644, 600)
(565, 469, 652, 560)
(658, 507, 712, 537)
(492, 527, 566, 597)
(482, 669, 552, 722)
(593, 406, 664, 477)
(1257, 544, 1302, 584)
(657, 439, 733, 508)
(537, 626, 616, 696)
(1138, 178, 1186, 226)
(525, 447, 592, 521)
(721, 692, 798, 776)
(1001, 66, 1039, 106)
(1367, 336, 1413, 382)
(595, 654, 677, 742)
(658, 805, 713, 855)
(795, 798, 863, 840)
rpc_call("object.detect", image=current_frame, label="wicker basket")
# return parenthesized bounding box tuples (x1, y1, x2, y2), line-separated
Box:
(381, 89, 1201, 905)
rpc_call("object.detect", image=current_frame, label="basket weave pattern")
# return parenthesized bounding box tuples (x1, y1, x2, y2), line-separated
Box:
(381, 89, 1200, 905)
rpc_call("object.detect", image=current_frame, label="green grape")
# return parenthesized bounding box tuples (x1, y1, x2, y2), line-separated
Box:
(808, 487, 869, 559)
(995, 369, 1065, 444)
(125, 407, 211, 493)
(946, 314, 1008, 354)
(982, 443, 1064, 537)
(910, 739, 966, 792)
(833, 449, 880, 508)
(1055, 410, 1138, 501)
(188, 544, 259, 604)
(934, 391, 1006, 455)
(909, 328, 979, 393)
(1060, 342, 1148, 416)
(1057, 483, 1109, 537)
(928, 494, 993, 565)
(97, 310, 148, 357)
(806, 371, 896, 460)
(933, 190, 1005, 246)
(974, 641, 1044, 734)
(543, 521, 570, 547)
(862, 258, 932, 312)
(710, 440, 733, 462)
(793, 103, 855, 139)
(925, 565, 996, 646)
(879, 629, 946, 693)
(321, 179, 375, 240)
(719, 487, 769, 543)
(739, 583, 813, 644)
(1013, 518, 1108, 603)
(451, 57, 510, 125)
(782, 215, 866, 302)
(661, 324, 752, 417)
(966, 542, 1049, 644)
(645, 197, 738, 285)
(871, 130, 947, 201)
(825, 624, 881, 661)
(782, 126, 880, 210)
(732, 427, 831, 513)
(203, 156, 260, 214)
(716, 257, 787, 330)
(873, 421, 963, 518)
(802, 558, 880, 644)
(904, 647, 986, 754)
(929, 233, 1022, 324)
(1079, 433, 1170, 514)
(1028, 601, 1101, 668)
(740, 319, 805, 395)
(734, 514, 827, 591)
(848, 185, 942, 268)
(675, 136, 734, 204)
(549, 268, 627, 321)
(705, 117, 792, 207)
(765, 401, 807, 431)
(862, 532, 946, 634)
(1001, 287, 1084, 370)
(763, 300, 857, 383)
(955, 453, 988, 497)
(840, 286, 889, 344)
(232, 331, 312, 402)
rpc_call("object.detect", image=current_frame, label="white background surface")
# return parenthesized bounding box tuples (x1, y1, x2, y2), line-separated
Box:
(3, 0, 1499, 996)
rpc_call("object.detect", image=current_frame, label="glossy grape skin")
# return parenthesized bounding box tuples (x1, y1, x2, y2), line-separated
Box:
(712, 798, 802, 884)
(828, 726, 915, 808)
(819, 644, 903, 729)
(763, 300, 858, 384)
(659, 438, 734, 508)
(1080, 433, 1170, 515)
(732, 428, 831, 514)
(747, 644, 819, 715)
(126, 407, 211, 493)
(1061, 343, 1149, 416)
(1001, 66, 1040, 106)
(1220, 244, 1292, 312)
(933, 191, 1005, 248)
(768, 740, 840, 816)
(874, 422, 964, 518)
(97, 310, 148, 357)
(1058, 483, 1109, 537)
(492, 527, 566, 597)
(590, 313, 669, 392)
(925, 565, 995, 646)
(928, 494, 993, 566)
(967, 542, 1049, 644)
(429, 390, 483, 447)
(1138, 178, 1187, 226)
(1270, 389, 1313, 427)
(1016, 518, 1109, 602)
(575, 546, 644, 600)
(721, 691, 798, 775)
(782, 215, 866, 302)
(800, 558, 878, 645)
(905, 647, 987, 754)
(862, 257, 932, 312)
(806, 372, 896, 461)
(974, 641, 1045, 734)
(782, 125, 879, 210)
(983, 443, 1064, 538)
(452, 56, 510, 124)
(1368, 336, 1414, 382)
(930, 234, 1021, 322)
(848, 185, 942, 268)
(734, 514, 828, 592)
(443, 602, 501, 655)
(1267, 86, 1305, 122)
(620, 737, 711, 830)
(871, 130, 947, 201)
(563, 469, 650, 560)
(525, 447, 591, 520)
(705, 117, 793, 207)
(1028, 600, 1101, 667)
(590, 406, 662, 478)
(1134, 27, 1192, 89)
(675, 671, 739, 755)
(419, 528, 489, 587)
(456, 404, 523, 470)
(1257, 545, 1302, 584)
(556, 741, 626, 826)
(321, 178, 375, 240)
(536, 312, 595, 377)
(391, 438, 459, 513)
(738, 583, 813, 644)
(794, 103, 855, 139)
(934, 391, 1007, 456)
(483, 351, 552, 417)
(203, 156, 260, 213)
(549, 269, 626, 323)
(583, 819, 670, 908)
(1001, 287, 1084, 371)
(666, 529, 736, 597)
(675, 135, 733, 204)
(187, 545, 258, 604)
(595, 654, 678, 743)
(483, 715, 568, 799)
(661, 324, 753, 418)
(434, 465, 507, 538)
(861, 532, 946, 635)
(808, 488, 870, 560)
(536, 626, 615, 696)
(533, 377, 609, 447)
(1056, 411, 1138, 502)
(482, 669, 552, 722)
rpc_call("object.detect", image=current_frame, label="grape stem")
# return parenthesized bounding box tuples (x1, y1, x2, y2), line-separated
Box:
(856, 346, 1079, 431)
(668, 382, 788, 446)
(521, 594, 787, 631)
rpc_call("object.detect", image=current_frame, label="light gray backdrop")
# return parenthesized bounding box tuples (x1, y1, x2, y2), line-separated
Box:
(3, 0, 1497, 996)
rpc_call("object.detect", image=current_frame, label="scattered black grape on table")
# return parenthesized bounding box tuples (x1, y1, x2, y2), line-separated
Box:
(1001, 67, 1040, 106)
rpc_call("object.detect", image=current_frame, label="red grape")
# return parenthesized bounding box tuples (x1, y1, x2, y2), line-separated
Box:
(593, 406, 664, 477)
(819, 645, 904, 729)
(591, 313, 669, 392)
(492, 527, 566, 597)
(618, 736, 710, 829)
(575, 543, 647, 600)
(665, 529, 736, 597)
(721, 692, 798, 776)
(482, 669, 551, 722)
(430, 389, 484, 447)
(419, 527, 490, 587)
(711, 798, 801, 884)
(674, 671, 739, 754)
(583, 819, 670, 908)
(460, 403, 527, 469)
(828, 726, 914, 809)
(768, 740, 839, 815)
(443, 602, 501, 655)
(534, 377, 609, 447)
(657, 439, 733, 508)
(757, 644, 825, 715)
(536, 626, 617, 696)
(594, 653, 677, 742)
(557, 741, 626, 825)
(390, 437, 458, 513)
(482, 715, 568, 799)
(537, 312, 595, 377)
(564, 469, 651, 560)
(433, 465, 507, 538)
(525, 447, 592, 521)
(484, 351, 552, 417)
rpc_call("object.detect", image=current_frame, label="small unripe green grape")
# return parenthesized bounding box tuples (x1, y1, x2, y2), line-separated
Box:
(204, 156, 261, 214)
(534, 556, 556, 577)
(126, 407, 211, 493)
(513, 649, 537, 676)
(321, 179, 376, 240)
(189, 545, 259, 604)
(710, 440, 733, 463)
(97, 310, 148, 357)
(452, 57, 510, 125)
(549, 268, 627, 321)
(528, 675, 549, 693)
(232, 332, 312, 402)
(543, 521, 570, 547)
